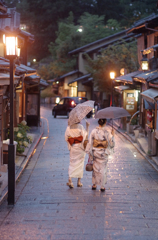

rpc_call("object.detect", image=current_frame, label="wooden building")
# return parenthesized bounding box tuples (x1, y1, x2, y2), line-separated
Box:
(49, 29, 137, 108)
(114, 13, 158, 156)
(0, 7, 48, 171)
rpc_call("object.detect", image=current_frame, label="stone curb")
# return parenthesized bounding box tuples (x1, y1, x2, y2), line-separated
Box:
(0, 119, 44, 205)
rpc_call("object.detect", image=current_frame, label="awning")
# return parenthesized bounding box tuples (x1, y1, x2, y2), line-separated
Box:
(0, 58, 9, 67)
(115, 71, 142, 84)
(24, 74, 40, 85)
(16, 64, 36, 75)
(0, 73, 20, 85)
(141, 88, 158, 104)
(82, 77, 93, 85)
(114, 85, 130, 93)
(39, 79, 49, 87)
(142, 44, 158, 55)
(133, 70, 158, 83)
(149, 79, 158, 88)
(18, 29, 34, 43)
(144, 100, 158, 110)
(68, 74, 90, 85)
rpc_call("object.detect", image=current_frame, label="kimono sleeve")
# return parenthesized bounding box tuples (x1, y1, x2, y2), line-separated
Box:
(85, 129, 95, 156)
(80, 125, 88, 141)
(106, 131, 115, 149)
(80, 125, 88, 150)
(65, 126, 71, 151)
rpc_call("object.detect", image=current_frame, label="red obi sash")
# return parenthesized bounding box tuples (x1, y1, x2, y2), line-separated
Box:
(68, 135, 83, 145)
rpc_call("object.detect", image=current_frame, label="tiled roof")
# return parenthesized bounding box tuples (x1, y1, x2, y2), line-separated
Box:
(128, 13, 158, 33)
(68, 29, 128, 55)
(48, 70, 80, 82)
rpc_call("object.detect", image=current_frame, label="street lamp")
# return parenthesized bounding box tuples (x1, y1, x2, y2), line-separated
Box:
(3, 34, 20, 205)
(110, 71, 115, 106)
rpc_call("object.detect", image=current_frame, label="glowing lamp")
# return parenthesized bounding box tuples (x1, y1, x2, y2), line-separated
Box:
(110, 71, 115, 80)
(3, 34, 20, 57)
(141, 57, 149, 71)
(110, 71, 115, 106)
(3, 33, 21, 205)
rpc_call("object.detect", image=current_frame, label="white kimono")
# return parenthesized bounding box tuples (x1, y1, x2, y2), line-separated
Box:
(86, 126, 115, 187)
(65, 123, 87, 178)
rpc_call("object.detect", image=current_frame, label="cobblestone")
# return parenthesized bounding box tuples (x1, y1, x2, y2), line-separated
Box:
(0, 106, 158, 239)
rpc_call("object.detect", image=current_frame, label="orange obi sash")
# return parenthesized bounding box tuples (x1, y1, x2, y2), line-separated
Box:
(93, 139, 108, 148)
(68, 135, 83, 146)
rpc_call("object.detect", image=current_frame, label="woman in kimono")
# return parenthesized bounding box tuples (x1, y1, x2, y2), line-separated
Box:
(86, 119, 115, 192)
(65, 121, 89, 188)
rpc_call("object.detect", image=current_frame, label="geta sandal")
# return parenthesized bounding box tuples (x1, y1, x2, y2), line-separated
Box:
(92, 185, 97, 190)
(77, 183, 83, 187)
(100, 188, 105, 192)
(66, 182, 74, 188)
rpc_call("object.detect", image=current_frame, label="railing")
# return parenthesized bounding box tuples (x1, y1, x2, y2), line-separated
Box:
(129, 110, 140, 125)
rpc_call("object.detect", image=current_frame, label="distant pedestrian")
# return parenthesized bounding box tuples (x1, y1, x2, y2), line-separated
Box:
(86, 119, 115, 192)
(65, 121, 90, 188)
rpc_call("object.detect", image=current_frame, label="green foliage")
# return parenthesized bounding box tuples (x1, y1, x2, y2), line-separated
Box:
(84, 40, 139, 93)
(14, 121, 33, 154)
(119, 0, 158, 27)
(48, 12, 121, 76)
(130, 118, 138, 125)
(40, 85, 56, 98)
(77, 13, 120, 46)
(37, 64, 55, 80)
(5, 0, 158, 60)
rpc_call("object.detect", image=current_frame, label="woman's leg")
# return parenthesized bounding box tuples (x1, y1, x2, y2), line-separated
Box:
(67, 177, 74, 188)
(77, 178, 83, 187)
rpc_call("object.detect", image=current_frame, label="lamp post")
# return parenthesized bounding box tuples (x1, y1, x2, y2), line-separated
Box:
(110, 71, 115, 106)
(3, 34, 20, 205)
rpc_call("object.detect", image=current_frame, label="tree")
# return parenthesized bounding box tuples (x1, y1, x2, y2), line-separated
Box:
(4, 0, 158, 61)
(84, 40, 139, 93)
(46, 12, 121, 77)
(119, 0, 158, 27)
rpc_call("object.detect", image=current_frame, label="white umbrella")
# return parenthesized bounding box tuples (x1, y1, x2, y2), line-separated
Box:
(68, 100, 94, 126)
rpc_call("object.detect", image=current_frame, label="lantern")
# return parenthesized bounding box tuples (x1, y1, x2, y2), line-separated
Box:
(141, 56, 149, 71)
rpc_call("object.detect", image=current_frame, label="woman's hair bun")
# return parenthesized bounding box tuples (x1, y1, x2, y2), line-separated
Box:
(98, 118, 107, 126)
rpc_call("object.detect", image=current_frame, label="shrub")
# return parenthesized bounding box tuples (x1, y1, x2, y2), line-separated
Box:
(14, 121, 33, 154)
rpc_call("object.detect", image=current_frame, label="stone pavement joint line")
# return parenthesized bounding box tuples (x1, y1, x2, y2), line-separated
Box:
(0, 106, 158, 240)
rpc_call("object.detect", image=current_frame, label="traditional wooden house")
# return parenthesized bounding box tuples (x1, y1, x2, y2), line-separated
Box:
(0, 7, 48, 170)
(114, 13, 158, 156)
(49, 29, 137, 107)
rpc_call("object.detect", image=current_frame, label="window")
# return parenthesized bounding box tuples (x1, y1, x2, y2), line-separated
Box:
(127, 93, 134, 98)
(70, 87, 77, 97)
(78, 91, 86, 97)
(64, 98, 70, 104)
(59, 99, 64, 105)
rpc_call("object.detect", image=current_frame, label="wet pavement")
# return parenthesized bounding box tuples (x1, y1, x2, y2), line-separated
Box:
(0, 105, 158, 240)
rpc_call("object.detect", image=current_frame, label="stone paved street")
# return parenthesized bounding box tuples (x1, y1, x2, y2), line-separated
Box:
(0, 105, 158, 240)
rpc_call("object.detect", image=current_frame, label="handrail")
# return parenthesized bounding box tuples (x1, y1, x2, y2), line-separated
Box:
(129, 110, 140, 125)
